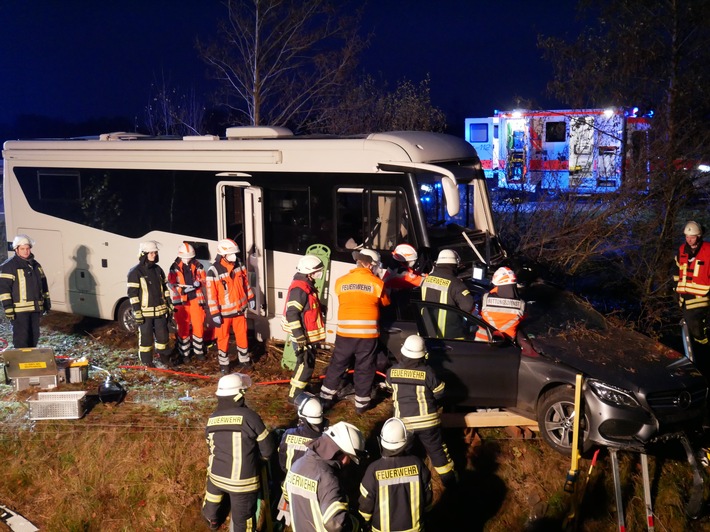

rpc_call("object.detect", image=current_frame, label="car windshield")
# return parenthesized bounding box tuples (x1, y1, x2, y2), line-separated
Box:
(522, 283, 608, 337)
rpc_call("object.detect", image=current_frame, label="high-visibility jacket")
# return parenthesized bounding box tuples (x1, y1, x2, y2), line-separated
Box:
(207, 256, 254, 318)
(475, 286, 526, 341)
(0, 254, 50, 315)
(675, 241, 710, 310)
(205, 397, 275, 494)
(386, 359, 445, 431)
(285, 435, 357, 532)
(358, 453, 432, 532)
(335, 267, 390, 338)
(127, 256, 171, 319)
(383, 265, 425, 291)
(278, 423, 322, 474)
(281, 275, 326, 343)
(168, 258, 206, 305)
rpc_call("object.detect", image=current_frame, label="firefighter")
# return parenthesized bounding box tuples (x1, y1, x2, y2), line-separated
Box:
(275, 394, 328, 527)
(320, 249, 390, 414)
(383, 243, 426, 292)
(0, 234, 51, 348)
(282, 255, 327, 402)
(207, 239, 255, 375)
(126, 241, 173, 367)
(675, 221, 710, 355)
(285, 421, 365, 532)
(386, 335, 456, 487)
(358, 417, 433, 531)
(475, 266, 526, 341)
(202, 373, 276, 531)
(167, 242, 207, 363)
(420, 249, 474, 338)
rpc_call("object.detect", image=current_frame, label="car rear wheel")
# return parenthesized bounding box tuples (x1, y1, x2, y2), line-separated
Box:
(537, 386, 591, 456)
(117, 299, 137, 334)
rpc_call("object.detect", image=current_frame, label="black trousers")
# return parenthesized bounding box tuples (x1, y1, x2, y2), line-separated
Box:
(321, 335, 377, 409)
(289, 343, 316, 399)
(12, 311, 40, 348)
(415, 426, 456, 485)
(202, 477, 259, 532)
(138, 316, 171, 365)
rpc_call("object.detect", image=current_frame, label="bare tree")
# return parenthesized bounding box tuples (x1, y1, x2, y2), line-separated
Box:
(197, 0, 366, 132)
(321, 74, 447, 135)
(144, 72, 206, 136)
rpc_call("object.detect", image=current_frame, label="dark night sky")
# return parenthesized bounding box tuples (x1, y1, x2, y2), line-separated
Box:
(0, 1, 585, 140)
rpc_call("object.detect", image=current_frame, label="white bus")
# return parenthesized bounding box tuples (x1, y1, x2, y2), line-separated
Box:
(2, 126, 503, 346)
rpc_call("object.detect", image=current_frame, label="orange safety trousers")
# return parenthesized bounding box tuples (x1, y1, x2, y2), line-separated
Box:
(175, 300, 205, 339)
(215, 315, 248, 353)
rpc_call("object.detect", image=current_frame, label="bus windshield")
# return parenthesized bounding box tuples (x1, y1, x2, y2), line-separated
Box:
(416, 175, 476, 231)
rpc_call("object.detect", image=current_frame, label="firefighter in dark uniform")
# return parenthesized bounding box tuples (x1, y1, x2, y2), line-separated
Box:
(281, 255, 327, 402)
(675, 221, 710, 363)
(359, 417, 433, 531)
(285, 421, 365, 531)
(386, 335, 456, 487)
(202, 373, 276, 531)
(127, 241, 173, 367)
(0, 234, 51, 348)
(276, 394, 327, 527)
(420, 249, 473, 338)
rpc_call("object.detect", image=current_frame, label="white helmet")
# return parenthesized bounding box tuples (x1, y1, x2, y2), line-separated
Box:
(139, 240, 160, 254)
(401, 335, 426, 359)
(492, 266, 517, 286)
(297, 395, 324, 425)
(217, 239, 240, 256)
(393, 244, 418, 267)
(357, 249, 381, 264)
(436, 249, 460, 265)
(296, 255, 324, 275)
(685, 221, 703, 237)
(379, 417, 409, 453)
(11, 234, 34, 249)
(215, 373, 252, 397)
(325, 421, 366, 464)
(177, 242, 195, 260)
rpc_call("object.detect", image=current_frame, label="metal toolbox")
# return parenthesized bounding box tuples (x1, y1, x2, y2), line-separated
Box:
(3, 348, 59, 391)
(27, 391, 87, 420)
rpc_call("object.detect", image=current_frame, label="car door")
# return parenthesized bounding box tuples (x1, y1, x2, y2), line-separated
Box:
(412, 300, 521, 408)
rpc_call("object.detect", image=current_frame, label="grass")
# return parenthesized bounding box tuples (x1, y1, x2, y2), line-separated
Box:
(1, 314, 709, 531)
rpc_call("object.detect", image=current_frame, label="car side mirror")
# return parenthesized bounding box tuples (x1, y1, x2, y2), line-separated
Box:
(490, 330, 509, 346)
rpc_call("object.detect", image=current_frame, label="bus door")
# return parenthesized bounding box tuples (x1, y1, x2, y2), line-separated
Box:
(216, 180, 268, 324)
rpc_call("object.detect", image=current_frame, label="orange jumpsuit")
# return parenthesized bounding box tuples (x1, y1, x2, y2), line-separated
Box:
(168, 258, 207, 360)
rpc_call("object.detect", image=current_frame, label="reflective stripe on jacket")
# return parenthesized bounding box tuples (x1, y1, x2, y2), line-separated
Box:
(675, 241, 710, 308)
(335, 267, 389, 338)
(0, 254, 50, 313)
(421, 265, 473, 338)
(205, 400, 275, 494)
(386, 361, 445, 431)
(278, 424, 322, 474)
(127, 257, 170, 318)
(281, 276, 326, 343)
(475, 288, 526, 340)
(207, 256, 254, 318)
(358, 454, 432, 531)
(168, 258, 206, 305)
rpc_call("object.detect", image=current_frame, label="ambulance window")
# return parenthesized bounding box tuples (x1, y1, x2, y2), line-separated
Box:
(468, 123, 488, 143)
(546, 121, 566, 142)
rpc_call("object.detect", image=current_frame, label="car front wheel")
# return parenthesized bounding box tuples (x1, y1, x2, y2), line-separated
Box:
(537, 386, 591, 456)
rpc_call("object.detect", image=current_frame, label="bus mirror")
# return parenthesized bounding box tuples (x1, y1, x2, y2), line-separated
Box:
(442, 176, 460, 217)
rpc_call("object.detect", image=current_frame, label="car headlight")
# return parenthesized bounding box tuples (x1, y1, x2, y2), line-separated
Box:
(588, 380, 641, 408)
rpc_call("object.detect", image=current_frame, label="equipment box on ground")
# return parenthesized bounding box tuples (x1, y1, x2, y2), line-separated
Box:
(3, 348, 59, 391)
(27, 391, 87, 420)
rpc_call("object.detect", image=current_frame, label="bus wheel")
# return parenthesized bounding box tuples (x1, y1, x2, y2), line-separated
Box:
(117, 299, 137, 333)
